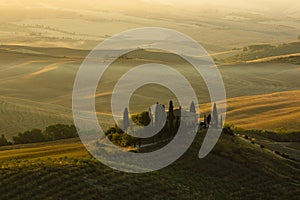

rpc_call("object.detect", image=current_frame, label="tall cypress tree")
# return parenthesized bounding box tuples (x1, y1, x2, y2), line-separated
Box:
(190, 101, 196, 113)
(207, 114, 211, 127)
(204, 114, 207, 128)
(162, 104, 166, 124)
(212, 103, 218, 128)
(168, 100, 174, 135)
(123, 107, 129, 131)
(155, 102, 162, 129)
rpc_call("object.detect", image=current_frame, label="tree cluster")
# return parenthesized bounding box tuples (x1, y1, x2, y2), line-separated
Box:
(12, 124, 77, 144)
(104, 124, 138, 147)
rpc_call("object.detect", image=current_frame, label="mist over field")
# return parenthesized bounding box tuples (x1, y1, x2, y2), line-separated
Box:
(0, 0, 300, 50)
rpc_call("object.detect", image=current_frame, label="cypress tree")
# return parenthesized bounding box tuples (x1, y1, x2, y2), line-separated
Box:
(207, 114, 211, 127)
(168, 100, 174, 135)
(190, 101, 196, 113)
(155, 102, 162, 129)
(212, 103, 218, 128)
(204, 114, 207, 128)
(123, 107, 129, 131)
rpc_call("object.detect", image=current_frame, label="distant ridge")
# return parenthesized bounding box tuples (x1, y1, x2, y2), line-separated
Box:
(223, 41, 300, 64)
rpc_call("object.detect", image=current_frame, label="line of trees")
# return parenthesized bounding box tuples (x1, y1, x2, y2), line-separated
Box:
(0, 124, 78, 146)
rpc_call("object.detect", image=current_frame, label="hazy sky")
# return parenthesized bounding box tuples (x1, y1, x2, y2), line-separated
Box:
(142, 0, 300, 12)
(2, 0, 299, 10)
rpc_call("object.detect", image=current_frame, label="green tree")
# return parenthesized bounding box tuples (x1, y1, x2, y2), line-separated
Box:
(105, 126, 117, 135)
(111, 133, 122, 146)
(0, 134, 8, 146)
(132, 111, 151, 127)
(104, 124, 123, 135)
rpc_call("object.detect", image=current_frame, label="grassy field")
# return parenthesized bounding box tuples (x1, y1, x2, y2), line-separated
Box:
(0, 132, 299, 199)
(0, 138, 88, 160)
(0, 1, 299, 137)
(200, 90, 300, 130)
(223, 42, 300, 64)
(0, 45, 299, 138)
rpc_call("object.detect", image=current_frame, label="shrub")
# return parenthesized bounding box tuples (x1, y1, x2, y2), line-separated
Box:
(274, 127, 287, 134)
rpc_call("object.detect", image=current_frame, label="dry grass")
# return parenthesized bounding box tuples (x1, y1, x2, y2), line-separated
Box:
(200, 90, 300, 130)
(246, 53, 300, 64)
(0, 138, 88, 160)
(0, 46, 299, 139)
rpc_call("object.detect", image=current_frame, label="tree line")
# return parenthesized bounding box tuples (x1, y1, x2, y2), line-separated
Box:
(0, 124, 78, 146)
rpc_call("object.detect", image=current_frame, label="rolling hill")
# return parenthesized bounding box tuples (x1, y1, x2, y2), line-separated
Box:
(223, 41, 300, 64)
(0, 1, 299, 199)
(0, 45, 299, 139)
(0, 132, 299, 199)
